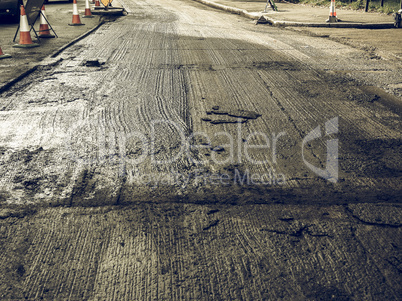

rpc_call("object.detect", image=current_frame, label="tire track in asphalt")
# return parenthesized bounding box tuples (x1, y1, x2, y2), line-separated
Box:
(0, 1, 400, 299)
(171, 3, 398, 191)
(0, 203, 398, 299)
(0, 0, 400, 205)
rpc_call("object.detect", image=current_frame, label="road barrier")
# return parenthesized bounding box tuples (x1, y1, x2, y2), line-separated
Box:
(69, 0, 85, 26)
(83, 0, 94, 18)
(39, 5, 55, 38)
(13, 5, 40, 48)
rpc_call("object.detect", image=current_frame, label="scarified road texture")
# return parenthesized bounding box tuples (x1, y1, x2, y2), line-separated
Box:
(0, 0, 401, 299)
(0, 0, 401, 205)
(0, 204, 401, 299)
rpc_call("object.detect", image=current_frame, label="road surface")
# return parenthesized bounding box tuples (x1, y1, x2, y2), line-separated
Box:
(0, 0, 401, 299)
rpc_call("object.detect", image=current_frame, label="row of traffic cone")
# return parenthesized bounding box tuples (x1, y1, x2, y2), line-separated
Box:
(2, 0, 95, 52)
(13, 4, 52, 48)
(70, 0, 94, 26)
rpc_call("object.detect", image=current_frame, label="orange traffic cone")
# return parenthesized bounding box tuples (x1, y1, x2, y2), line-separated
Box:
(94, 0, 101, 8)
(0, 46, 11, 59)
(326, 0, 338, 23)
(13, 5, 39, 48)
(83, 0, 94, 18)
(69, 0, 85, 26)
(39, 5, 55, 38)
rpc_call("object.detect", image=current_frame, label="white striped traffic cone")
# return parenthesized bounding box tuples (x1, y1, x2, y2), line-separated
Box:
(326, 0, 338, 23)
(94, 0, 101, 8)
(13, 5, 39, 48)
(39, 5, 55, 38)
(69, 0, 85, 26)
(83, 0, 94, 18)
(0, 46, 11, 59)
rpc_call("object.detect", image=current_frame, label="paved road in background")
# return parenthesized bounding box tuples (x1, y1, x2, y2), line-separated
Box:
(0, 0, 401, 299)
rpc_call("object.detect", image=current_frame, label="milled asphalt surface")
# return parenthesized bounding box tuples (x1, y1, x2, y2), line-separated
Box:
(0, 0, 401, 299)
(193, 0, 402, 66)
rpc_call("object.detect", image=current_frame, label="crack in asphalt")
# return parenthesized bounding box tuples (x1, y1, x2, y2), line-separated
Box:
(344, 204, 402, 228)
(261, 223, 334, 238)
